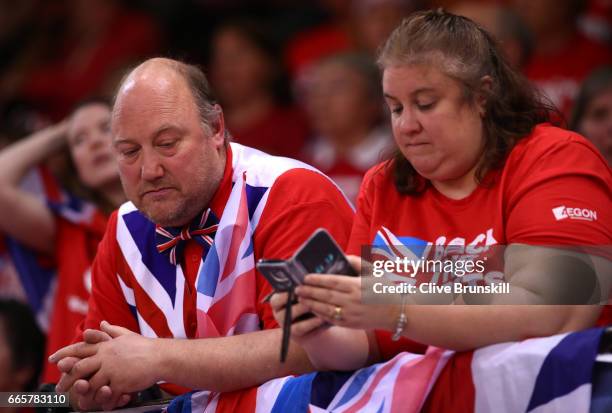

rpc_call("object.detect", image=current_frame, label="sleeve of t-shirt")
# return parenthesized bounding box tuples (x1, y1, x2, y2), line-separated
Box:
(505, 137, 612, 251)
(73, 211, 140, 342)
(347, 166, 378, 256)
(254, 168, 355, 329)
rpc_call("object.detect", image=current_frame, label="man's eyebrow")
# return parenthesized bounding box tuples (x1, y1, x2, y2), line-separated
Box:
(153, 124, 183, 139)
(113, 124, 184, 147)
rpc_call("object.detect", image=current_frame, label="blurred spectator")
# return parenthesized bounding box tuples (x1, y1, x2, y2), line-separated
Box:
(284, 0, 353, 80)
(510, 0, 612, 116)
(0, 239, 25, 302)
(0, 299, 45, 397)
(209, 18, 309, 159)
(2, 0, 160, 121)
(0, 1, 62, 133)
(285, 0, 419, 91)
(0, 99, 125, 383)
(579, 0, 612, 44)
(570, 66, 612, 165)
(450, 1, 533, 69)
(302, 53, 391, 203)
(352, 0, 422, 55)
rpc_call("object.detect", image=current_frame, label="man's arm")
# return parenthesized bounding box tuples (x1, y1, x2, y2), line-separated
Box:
(53, 322, 313, 394)
(157, 329, 313, 391)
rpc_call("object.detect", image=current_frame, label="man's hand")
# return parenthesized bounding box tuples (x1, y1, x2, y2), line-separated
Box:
(50, 321, 156, 410)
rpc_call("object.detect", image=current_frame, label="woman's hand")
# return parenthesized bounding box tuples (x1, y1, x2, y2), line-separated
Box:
(295, 255, 398, 332)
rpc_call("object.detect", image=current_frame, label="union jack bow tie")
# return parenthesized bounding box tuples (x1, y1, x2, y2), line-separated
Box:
(155, 209, 219, 265)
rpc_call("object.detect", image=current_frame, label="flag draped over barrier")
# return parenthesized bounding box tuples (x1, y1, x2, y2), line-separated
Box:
(167, 328, 603, 413)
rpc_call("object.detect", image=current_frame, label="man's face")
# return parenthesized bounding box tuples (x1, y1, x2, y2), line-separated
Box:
(112, 74, 225, 227)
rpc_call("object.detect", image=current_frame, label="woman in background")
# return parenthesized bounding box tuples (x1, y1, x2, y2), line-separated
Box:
(302, 53, 391, 203)
(570, 66, 612, 165)
(209, 19, 309, 159)
(0, 98, 125, 383)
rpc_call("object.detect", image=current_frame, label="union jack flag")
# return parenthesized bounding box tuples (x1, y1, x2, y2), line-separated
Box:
(165, 328, 605, 413)
(113, 143, 325, 340)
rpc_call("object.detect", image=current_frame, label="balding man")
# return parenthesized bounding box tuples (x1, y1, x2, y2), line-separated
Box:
(49, 58, 354, 411)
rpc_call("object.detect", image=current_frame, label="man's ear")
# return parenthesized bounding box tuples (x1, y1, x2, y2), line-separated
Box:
(477, 75, 493, 117)
(212, 105, 226, 148)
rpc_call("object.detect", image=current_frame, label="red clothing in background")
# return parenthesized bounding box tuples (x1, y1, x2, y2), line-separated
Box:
(525, 33, 611, 117)
(230, 106, 310, 160)
(21, 10, 160, 120)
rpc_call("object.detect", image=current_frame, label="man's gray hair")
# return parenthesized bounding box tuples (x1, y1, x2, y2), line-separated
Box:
(171, 61, 223, 136)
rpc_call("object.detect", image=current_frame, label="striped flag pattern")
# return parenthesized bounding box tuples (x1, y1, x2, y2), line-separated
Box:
(166, 328, 604, 413)
(113, 143, 324, 341)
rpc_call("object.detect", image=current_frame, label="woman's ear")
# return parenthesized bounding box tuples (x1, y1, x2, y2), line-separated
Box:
(477, 76, 493, 117)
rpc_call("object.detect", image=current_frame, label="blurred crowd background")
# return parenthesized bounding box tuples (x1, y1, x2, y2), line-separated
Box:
(1, 0, 610, 158)
(0, 0, 610, 397)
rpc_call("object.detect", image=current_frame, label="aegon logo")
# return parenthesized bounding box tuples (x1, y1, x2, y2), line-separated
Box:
(552, 206, 598, 221)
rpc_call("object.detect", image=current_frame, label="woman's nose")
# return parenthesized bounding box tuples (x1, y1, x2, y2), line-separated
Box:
(396, 110, 422, 135)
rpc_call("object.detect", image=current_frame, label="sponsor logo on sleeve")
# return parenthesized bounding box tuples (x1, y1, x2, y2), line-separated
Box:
(552, 205, 598, 222)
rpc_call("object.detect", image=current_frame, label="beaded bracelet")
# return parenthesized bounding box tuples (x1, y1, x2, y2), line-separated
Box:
(391, 293, 408, 341)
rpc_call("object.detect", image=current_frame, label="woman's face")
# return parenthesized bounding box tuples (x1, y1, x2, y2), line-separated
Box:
(68, 103, 118, 189)
(579, 87, 612, 165)
(382, 64, 486, 185)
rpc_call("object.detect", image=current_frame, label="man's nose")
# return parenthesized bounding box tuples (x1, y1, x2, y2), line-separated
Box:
(140, 151, 164, 181)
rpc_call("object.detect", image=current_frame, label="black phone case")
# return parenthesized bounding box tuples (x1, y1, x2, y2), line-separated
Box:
(256, 228, 357, 291)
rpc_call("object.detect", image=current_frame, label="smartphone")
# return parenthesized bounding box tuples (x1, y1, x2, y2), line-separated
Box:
(256, 229, 357, 362)
(256, 228, 357, 292)
(293, 229, 358, 278)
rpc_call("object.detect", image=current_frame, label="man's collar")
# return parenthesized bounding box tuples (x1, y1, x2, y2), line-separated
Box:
(209, 143, 233, 219)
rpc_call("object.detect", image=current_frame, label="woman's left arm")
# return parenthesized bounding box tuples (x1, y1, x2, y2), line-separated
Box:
(298, 249, 610, 352)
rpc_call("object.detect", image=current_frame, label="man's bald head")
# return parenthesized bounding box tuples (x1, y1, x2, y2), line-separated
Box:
(110, 57, 227, 227)
(114, 58, 221, 135)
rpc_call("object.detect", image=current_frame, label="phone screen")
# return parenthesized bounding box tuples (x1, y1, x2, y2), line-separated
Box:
(294, 230, 357, 276)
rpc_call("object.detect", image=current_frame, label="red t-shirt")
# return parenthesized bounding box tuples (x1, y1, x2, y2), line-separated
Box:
(347, 124, 612, 359)
(43, 210, 108, 383)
